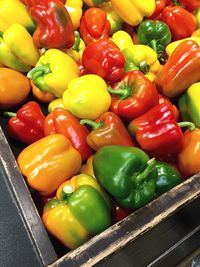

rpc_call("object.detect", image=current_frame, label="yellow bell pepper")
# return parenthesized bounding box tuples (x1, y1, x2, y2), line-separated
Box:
(195, 8, 200, 29)
(17, 134, 82, 196)
(192, 29, 200, 38)
(100, 1, 123, 34)
(0, 24, 40, 72)
(123, 45, 161, 82)
(27, 49, 80, 97)
(48, 98, 66, 113)
(110, 0, 155, 26)
(65, 0, 83, 30)
(79, 155, 95, 177)
(0, 0, 35, 33)
(62, 74, 111, 120)
(165, 37, 200, 56)
(83, 0, 105, 7)
(111, 30, 133, 51)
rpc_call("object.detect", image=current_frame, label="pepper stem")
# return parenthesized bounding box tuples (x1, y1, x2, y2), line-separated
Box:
(178, 121, 195, 131)
(80, 119, 103, 129)
(150, 40, 157, 53)
(3, 112, 16, 118)
(107, 87, 131, 100)
(72, 31, 81, 51)
(60, 185, 74, 201)
(0, 31, 3, 38)
(139, 61, 150, 74)
(27, 64, 51, 80)
(134, 158, 156, 184)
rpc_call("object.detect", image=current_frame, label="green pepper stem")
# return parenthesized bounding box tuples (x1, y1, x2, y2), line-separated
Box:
(27, 64, 51, 80)
(80, 119, 103, 129)
(139, 61, 150, 74)
(134, 158, 156, 184)
(72, 31, 81, 51)
(3, 112, 16, 118)
(0, 31, 3, 38)
(178, 121, 195, 131)
(150, 40, 157, 53)
(60, 185, 74, 201)
(107, 87, 131, 100)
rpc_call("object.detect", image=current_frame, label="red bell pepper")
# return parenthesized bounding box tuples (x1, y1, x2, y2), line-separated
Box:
(108, 70, 159, 122)
(128, 102, 194, 158)
(24, 0, 66, 6)
(28, 0, 74, 49)
(149, 0, 168, 20)
(4, 101, 45, 145)
(167, 0, 200, 12)
(158, 93, 179, 120)
(79, 7, 110, 45)
(156, 40, 200, 97)
(80, 111, 134, 151)
(44, 108, 93, 161)
(82, 39, 125, 82)
(161, 5, 197, 40)
(111, 201, 133, 224)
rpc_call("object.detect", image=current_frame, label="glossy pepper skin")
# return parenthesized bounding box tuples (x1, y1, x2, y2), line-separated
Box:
(156, 40, 200, 98)
(93, 145, 157, 209)
(161, 6, 197, 41)
(79, 7, 110, 45)
(178, 128, 200, 178)
(17, 134, 82, 195)
(5, 101, 45, 145)
(122, 45, 161, 82)
(137, 20, 171, 62)
(0, 0, 35, 33)
(42, 174, 111, 249)
(82, 39, 125, 82)
(65, 0, 83, 30)
(128, 103, 184, 157)
(155, 161, 182, 195)
(149, 0, 167, 20)
(179, 0, 200, 11)
(80, 111, 134, 151)
(28, 0, 74, 49)
(44, 108, 93, 161)
(108, 71, 159, 122)
(110, 0, 155, 26)
(178, 83, 200, 128)
(27, 49, 80, 97)
(62, 74, 111, 120)
(0, 24, 40, 73)
(111, 30, 133, 52)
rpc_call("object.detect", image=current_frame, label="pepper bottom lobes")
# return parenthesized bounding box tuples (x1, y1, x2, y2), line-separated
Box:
(93, 146, 158, 209)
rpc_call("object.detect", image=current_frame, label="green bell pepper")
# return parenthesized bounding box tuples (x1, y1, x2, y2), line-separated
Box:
(154, 161, 182, 196)
(137, 20, 172, 63)
(178, 82, 200, 128)
(93, 145, 158, 209)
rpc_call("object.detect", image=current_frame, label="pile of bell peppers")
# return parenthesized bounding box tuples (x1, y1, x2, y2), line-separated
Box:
(1, 0, 200, 251)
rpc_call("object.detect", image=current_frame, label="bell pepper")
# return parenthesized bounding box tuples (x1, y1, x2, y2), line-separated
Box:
(178, 128, 200, 178)
(44, 108, 93, 161)
(65, 0, 83, 30)
(192, 29, 200, 37)
(111, 202, 133, 224)
(100, 2, 123, 35)
(158, 93, 179, 121)
(178, 83, 200, 128)
(149, 0, 168, 20)
(83, 0, 106, 7)
(196, 8, 200, 28)
(108, 70, 159, 122)
(80, 111, 134, 151)
(111, 30, 134, 52)
(161, 6, 197, 41)
(28, 0, 75, 49)
(122, 45, 161, 82)
(0, 0, 35, 34)
(31, 80, 55, 103)
(4, 101, 45, 145)
(137, 20, 172, 63)
(27, 49, 80, 97)
(0, 24, 40, 72)
(110, 0, 155, 26)
(93, 145, 157, 209)
(0, 68, 31, 110)
(79, 7, 110, 45)
(42, 173, 111, 249)
(128, 102, 195, 158)
(165, 37, 200, 56)
(82, 39, 125, 82)
(17, 134, 82, 195)
(156, 40, 200, 98)
(79, 155, 95, 177)
(177, 0, 200, 12)
(154, 161, 182, 195)
(48, 98, 65, 113)
(62, 74, 111, 120)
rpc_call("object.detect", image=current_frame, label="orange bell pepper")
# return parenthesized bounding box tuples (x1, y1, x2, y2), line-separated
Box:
(31, 80, 55, 103)
(79, 155, 95, 177)
(178, 128, 200, 178)
(17, 134, 82, 195)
